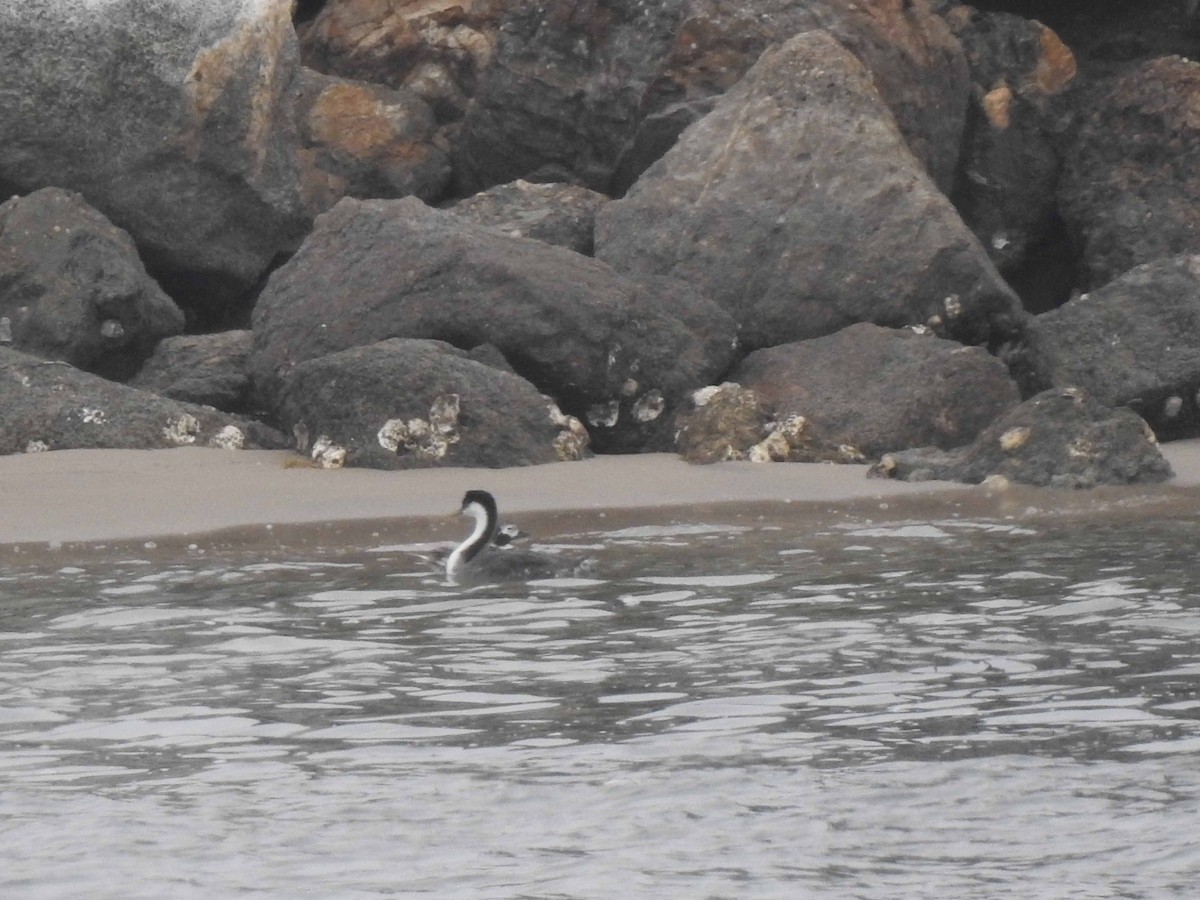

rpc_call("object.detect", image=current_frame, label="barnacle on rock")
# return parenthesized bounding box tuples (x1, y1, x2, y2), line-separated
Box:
(311, 435, 347, 468)
(210, 424, 245, 450)
(163, 412, 198, 444)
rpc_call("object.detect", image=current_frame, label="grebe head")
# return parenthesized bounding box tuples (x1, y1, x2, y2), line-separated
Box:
(461, 489, 498, 520)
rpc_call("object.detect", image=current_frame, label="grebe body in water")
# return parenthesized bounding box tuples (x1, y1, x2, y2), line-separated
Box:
(446, 490, 560, 584)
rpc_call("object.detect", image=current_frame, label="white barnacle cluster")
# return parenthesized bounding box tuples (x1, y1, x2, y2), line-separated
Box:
(690, 383, 725, 407)
(632, 389, 665, 423)
(311, 435, 347, 468)
(209, 424, 245, 450)
(80, 407, 108, 426)
(547, 399, 590, 461)
(586, 399, 619, 428)
(163, 412, 199, 445)
(749, 414, 809, 462)
(377, 393, 462, 460)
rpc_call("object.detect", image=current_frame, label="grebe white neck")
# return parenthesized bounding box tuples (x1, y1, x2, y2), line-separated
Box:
(446, 500, 494, 581)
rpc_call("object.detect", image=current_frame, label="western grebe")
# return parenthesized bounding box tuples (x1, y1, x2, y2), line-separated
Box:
(445, 489, 561, 584)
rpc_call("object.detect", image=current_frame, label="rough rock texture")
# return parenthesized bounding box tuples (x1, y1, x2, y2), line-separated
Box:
(297, 0, 508, 123)
(250, 196, 738, 452)
(446, 181, 609, 255)
(946, 8, 1077, 310)
(129, 330, 254, 413)
(1059, 55, 1200, 290)
(0, 188, 185, 381)
(0, 1, 313, 322)
(0, 347, 287, 455)
(294, 68, 450, 206)
(276, 338, 587, 469)
(732, 323, 1021, 458)
(1011, 255, 1200, 441)
(674, 382, 863, 465)
(870, 387, 1172, 488)
(453, 0, 970, 195)
(596, 30, 1024, 351)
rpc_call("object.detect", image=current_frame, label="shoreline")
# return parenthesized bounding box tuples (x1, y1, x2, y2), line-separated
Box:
(2, 442, 1199, 550)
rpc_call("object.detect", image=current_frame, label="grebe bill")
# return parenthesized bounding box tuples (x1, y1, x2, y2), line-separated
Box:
(445, 489, 560, 584)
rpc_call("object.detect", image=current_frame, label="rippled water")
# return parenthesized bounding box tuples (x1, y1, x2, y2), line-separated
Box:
(3, 505, 1200, 897)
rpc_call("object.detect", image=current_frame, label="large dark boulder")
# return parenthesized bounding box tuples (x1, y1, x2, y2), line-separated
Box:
(1012, 255, 1200, 440)
(250, 196, 737, 453)
(731, 323, 1020, 458)
(870, 387, 1172, 488)
(276, 338, 588, 469)
(0, 2, 447, 327)
(1059, 56, 1200, 290)
(446, 181, 609, 255)
(596, 30, 1023, 351)
(0, 347, 286, 455)
(129, 330, 254, 413)
(0, 188, 184, 381)
(945, 8, 1077, 310)
(0, 2, 312, 322)
(451, 0, 969, 196)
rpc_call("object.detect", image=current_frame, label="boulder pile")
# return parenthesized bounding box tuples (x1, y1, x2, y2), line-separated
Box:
(0, 0, 1194, 485)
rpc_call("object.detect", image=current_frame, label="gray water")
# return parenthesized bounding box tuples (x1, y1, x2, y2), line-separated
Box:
(2, 507, 1199, 898)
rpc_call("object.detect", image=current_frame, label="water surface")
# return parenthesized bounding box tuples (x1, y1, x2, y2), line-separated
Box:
(2, 507, 1199, 897)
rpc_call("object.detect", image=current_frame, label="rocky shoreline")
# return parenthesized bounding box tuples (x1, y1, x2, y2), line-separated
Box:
(2, 1, 1198, 490)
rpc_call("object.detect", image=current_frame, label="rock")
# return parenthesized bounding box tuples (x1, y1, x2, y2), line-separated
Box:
(0, 347, 287, 455)
(674, 382, 862, 465)
(294, 68, 450, 206)
(945, 8, 1077, 310)
(596, 30, 1024, 351)
(129, 331, 254, 413)
(1059, 56, 1200, 289)
(297, 0, 508, 123)
(250, 196, 737, 453)
(1011, 255, 1200, 440)
(675, 383, 771, 464)
(275, 338, 588, 469)
(0, 188, 185, 381)
(0, 1, 313, 323)
(731, 323, 1021, 458)
(446, 181, 609, 255)
(454, 0, 970, 195)
(869, 387, 1172, 488)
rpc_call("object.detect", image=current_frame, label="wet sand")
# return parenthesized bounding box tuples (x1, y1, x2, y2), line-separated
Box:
(2, 442, 1199, 547)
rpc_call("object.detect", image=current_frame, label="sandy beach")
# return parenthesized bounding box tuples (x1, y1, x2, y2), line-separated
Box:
(2, 442, 1199, 548)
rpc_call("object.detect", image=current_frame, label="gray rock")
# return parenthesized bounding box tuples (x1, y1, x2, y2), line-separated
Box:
(0, 347, 286, 455)
(946, 9, 1077, 307)
(294, 68, 450, 205)
(296, 0, 506, 123)
(0, 188, 185, 381)
(1059, 56, 1200, 289)
(731, 323, 1021, 458)
(129, 330, 254, 413)
(870, 388, 1172, 488)
(276, 339, 589, 469)
(250, 196, 737, 453)
(595, 30, 1023, 351)
(674, 382, 862, 465)
(0, 1, 312, 322)
(1012, 255, 1200, 440)
(454, 0, 969, 195)
(447, 181, 609, 255)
